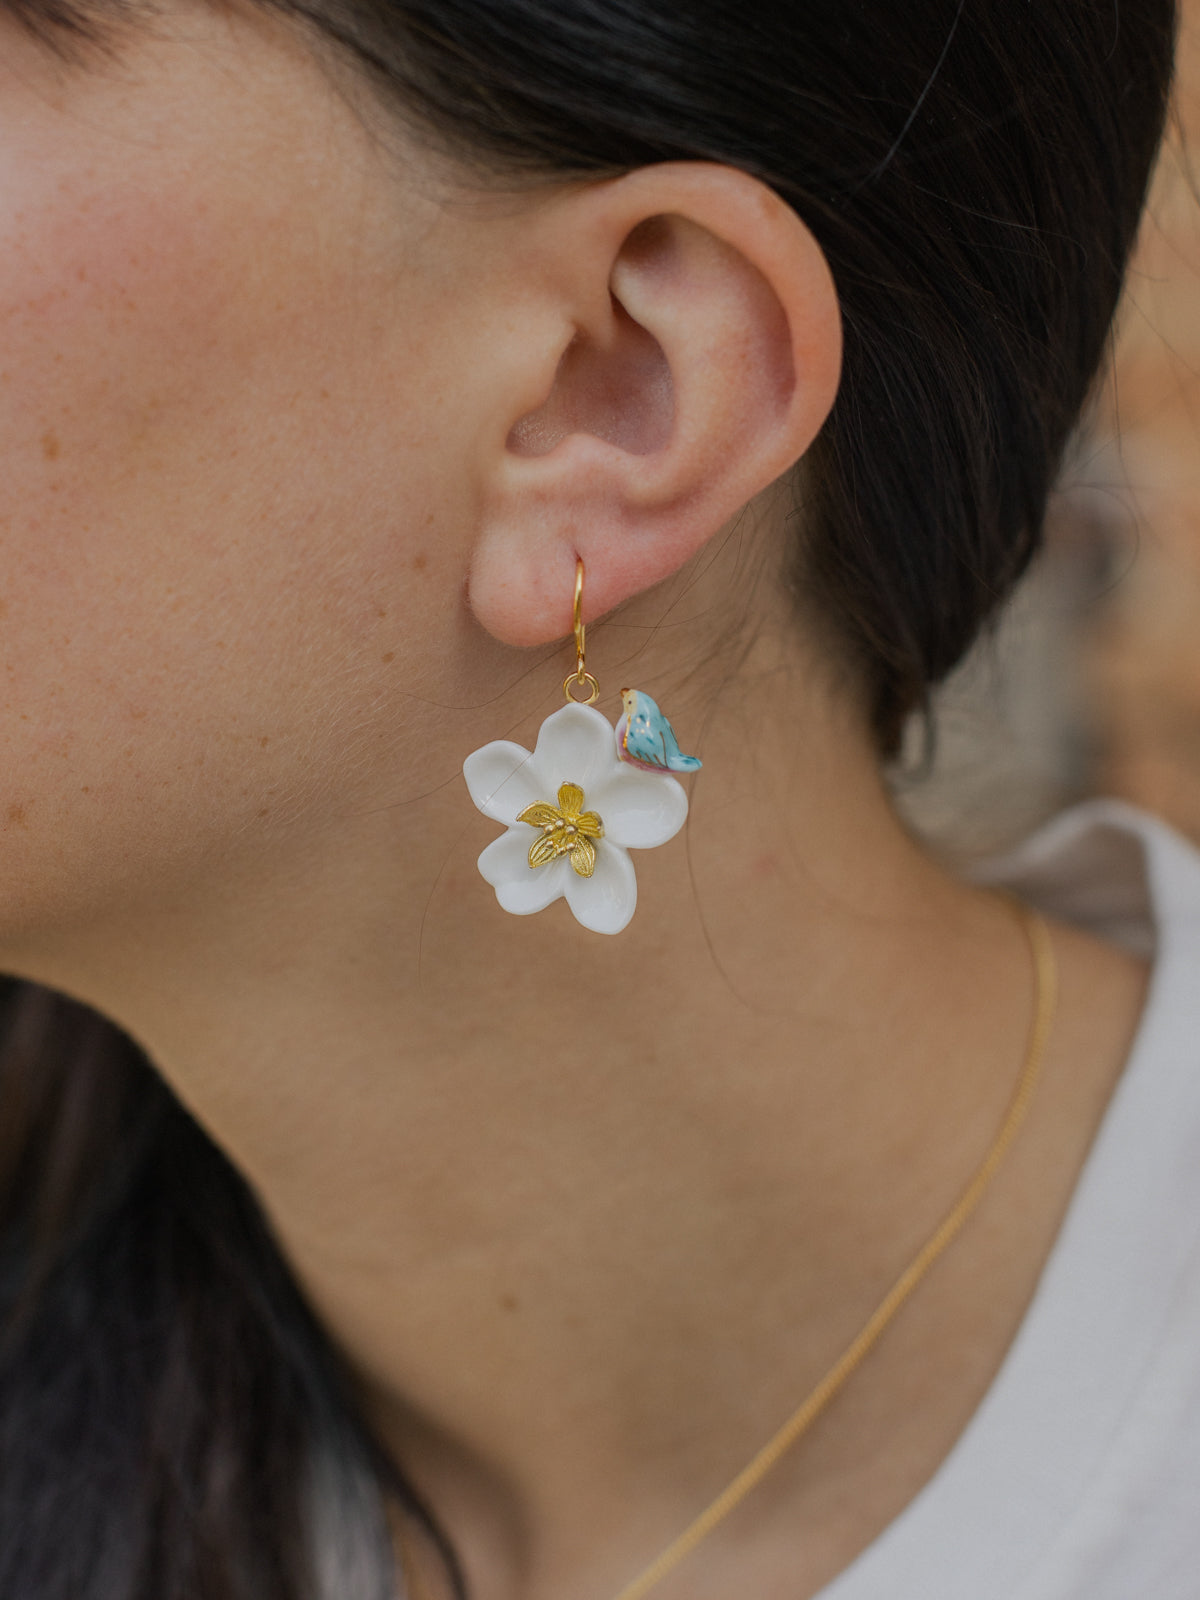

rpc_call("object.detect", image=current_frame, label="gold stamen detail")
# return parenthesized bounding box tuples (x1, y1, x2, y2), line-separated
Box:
(517, 781, 604, 878)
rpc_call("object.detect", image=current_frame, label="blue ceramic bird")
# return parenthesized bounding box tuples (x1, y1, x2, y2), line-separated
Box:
(616, 688, 702, 774)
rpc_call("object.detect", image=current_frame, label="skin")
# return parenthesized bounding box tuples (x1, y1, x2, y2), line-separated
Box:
(0, 6, 1151, 1599)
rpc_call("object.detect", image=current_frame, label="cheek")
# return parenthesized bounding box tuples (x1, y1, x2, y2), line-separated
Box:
(0, 115, 466, 934)
(0, 177, 250, 838)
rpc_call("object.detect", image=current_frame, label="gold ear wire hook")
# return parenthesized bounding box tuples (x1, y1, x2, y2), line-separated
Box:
(573, 557, 586, 675)
(563, 556, 600, 705)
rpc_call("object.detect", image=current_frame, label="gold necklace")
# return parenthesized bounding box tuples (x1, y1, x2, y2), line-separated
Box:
(395, 897, 1058, 1600)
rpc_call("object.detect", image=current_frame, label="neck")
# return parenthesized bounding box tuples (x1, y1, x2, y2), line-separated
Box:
(3, 609, 1048, 1600)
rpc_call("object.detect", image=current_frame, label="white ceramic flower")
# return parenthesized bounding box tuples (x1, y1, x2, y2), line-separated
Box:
(463, 702, 690, 935)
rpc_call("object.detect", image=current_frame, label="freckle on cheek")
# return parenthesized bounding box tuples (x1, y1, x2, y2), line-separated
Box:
(7, 804, 26, 827)
(41, 431, 60, 461)
(381, 652, 394, 664)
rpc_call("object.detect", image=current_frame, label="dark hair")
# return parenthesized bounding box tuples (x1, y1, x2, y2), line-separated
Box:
(0, 981, 461, 1600)
(0, 1, 1178, 1596)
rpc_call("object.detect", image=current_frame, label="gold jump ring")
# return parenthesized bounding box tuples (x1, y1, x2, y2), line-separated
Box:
(563, 668, 600, 705)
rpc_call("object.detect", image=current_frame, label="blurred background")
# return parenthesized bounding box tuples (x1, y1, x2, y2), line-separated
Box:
(897, 0, 1200, 861)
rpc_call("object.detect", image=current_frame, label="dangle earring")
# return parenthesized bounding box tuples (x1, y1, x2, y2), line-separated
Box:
(462, 559, 702, 935)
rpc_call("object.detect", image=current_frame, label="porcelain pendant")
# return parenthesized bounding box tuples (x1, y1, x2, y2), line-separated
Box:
(462, 698, 695, 935)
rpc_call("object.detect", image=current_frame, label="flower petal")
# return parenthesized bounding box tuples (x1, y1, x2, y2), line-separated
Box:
(574, 810, 604, 839)
(516, 801, 562, 829)
(564, 840, 637, 935)
(569, 835, 596, 877)
(528, 832, 560, 869)
(463, 740, 541, 825)
(531, 703, 615, 793)
(557, 781, 585, 817)
(478, 829, 570, 915)
(585, 765, 689, 850)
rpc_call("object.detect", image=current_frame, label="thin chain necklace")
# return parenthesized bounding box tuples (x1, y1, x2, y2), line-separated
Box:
(396, 897, 1058, 1600)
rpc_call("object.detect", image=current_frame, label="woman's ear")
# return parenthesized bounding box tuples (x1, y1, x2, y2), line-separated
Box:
(467, 162, 842, 647)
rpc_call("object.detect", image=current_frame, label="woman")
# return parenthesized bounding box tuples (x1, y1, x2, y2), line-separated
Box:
(0, 1, 1189, 1597)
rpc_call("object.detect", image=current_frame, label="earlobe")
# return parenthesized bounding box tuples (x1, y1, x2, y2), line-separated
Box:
(468, 162, 842, 649)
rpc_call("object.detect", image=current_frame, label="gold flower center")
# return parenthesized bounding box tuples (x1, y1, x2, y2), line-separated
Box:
(517, 782, 605, 878)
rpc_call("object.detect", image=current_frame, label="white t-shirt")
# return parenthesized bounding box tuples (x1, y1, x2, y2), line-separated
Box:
(821, 798, 1200, 1600)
